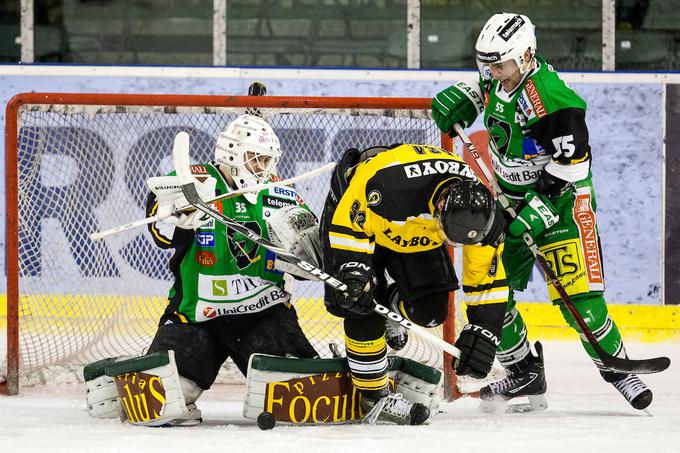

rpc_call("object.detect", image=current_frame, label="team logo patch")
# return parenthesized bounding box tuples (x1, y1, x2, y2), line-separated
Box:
(196, 251, 216, 266)
(203, 306, 217, 319)
(573, 191, 604, 287)
(273, 186, 297, 199)
(196, 232, 215, 247)
(226, 221, 262, 269)
(524, 80, 546, 118)
(190, 165, 208, 174)
(265, 249, 283, 274)
(263, 195, 296, 210)
(367, 190, 382, 206)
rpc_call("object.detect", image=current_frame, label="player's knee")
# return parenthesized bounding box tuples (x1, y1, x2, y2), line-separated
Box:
(402, 291, 449, 327)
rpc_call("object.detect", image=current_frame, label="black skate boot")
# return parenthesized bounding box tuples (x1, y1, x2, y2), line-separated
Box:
(601, 371, 653, 411)
(361, 388, 430, 425)
(479, 341, 548, 413)
(384, 287, 408, 351)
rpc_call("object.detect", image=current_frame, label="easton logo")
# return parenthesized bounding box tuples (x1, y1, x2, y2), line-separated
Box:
(499, 15, 525, 41)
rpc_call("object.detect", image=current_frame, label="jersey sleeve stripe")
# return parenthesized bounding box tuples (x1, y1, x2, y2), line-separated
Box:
(462, 289, 510, 305)
(329, 233, 375, 253)
(328, 224, 370, 239)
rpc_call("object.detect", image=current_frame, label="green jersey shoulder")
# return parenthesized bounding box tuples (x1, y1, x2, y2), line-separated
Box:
(480, 56, 592, 195)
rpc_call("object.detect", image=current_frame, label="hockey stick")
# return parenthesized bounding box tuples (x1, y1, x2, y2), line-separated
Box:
(171, 131, 463, 360)
(89, 162, 335, 241)
(453, 123, 669, 374)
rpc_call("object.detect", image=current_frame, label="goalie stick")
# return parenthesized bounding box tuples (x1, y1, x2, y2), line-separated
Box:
(452, 123, 670, 375)
(171, 131, 463, 361)
(89, 163, 334, 241)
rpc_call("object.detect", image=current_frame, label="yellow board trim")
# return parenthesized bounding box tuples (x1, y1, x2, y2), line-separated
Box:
(1, 294, 679, 343)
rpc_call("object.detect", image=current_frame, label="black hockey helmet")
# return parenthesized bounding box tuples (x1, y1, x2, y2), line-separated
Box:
(436, 179, 501, 245)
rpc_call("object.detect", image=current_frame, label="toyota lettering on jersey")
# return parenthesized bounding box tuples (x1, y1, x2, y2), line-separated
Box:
(194, 273, 290, 320)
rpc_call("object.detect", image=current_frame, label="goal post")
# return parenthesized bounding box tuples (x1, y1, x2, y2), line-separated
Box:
(2, 92, 461, 398)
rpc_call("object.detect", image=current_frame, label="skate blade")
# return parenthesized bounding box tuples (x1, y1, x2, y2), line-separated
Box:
(507, 394, 548, 413)
(479, 394, 548, 414)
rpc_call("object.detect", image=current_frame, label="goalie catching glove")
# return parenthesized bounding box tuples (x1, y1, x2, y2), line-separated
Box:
(266, 205, 323, 278)
(147, 174, 217, 230)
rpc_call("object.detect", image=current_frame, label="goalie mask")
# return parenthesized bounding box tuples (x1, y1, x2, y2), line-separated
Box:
(435, 180, 500, 246)
(215, 114, 282, 203)
(475, 13, 536, 76)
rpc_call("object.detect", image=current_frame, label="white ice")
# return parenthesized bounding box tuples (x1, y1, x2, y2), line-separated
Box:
(1, 341, 678, 453)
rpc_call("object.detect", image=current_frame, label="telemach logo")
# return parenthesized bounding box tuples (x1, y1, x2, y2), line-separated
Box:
(499, 15, 525, 41)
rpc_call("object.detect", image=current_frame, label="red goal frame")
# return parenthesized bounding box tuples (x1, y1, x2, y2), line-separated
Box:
(2, 93, 458, 398)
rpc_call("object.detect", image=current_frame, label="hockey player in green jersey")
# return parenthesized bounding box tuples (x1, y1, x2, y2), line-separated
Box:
(88, 114, 319, 425)
(432, 13, 653, 412)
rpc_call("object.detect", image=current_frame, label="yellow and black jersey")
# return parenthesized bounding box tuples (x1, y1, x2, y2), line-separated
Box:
(328, 144, 479, 256)
(327, 143, 509, 308)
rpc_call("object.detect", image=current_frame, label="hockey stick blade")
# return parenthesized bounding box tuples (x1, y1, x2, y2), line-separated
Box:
(171, 133, 462, 359)
(452, 124, 670, 375)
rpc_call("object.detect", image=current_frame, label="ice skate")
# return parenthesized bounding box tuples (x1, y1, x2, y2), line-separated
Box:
(601, 371, 653, 411)
(479, 341, 548, 413)
(362, 390, 430, 425)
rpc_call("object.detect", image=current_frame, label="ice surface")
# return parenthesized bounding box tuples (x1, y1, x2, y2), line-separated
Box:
(1, 342, 678, 453)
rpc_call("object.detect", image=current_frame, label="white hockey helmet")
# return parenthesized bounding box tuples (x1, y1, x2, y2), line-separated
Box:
(215, 114, 282, 203)
(475, 13, 536, 75)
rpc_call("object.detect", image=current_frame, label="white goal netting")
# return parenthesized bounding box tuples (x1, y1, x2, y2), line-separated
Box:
(2, 94, 465, 393)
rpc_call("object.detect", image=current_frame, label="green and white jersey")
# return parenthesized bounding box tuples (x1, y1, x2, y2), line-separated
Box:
(479, 56, 591, 199)
(147, 163, 310, 323)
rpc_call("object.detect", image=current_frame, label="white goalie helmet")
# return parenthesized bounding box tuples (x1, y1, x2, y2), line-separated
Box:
(475, 13, 536, 75)
(215, 114, 282, 203)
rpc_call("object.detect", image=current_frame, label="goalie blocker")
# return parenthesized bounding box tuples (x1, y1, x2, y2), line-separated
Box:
(243, 354, 442, 425)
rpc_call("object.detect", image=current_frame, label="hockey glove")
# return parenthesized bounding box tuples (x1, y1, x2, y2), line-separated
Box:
(150, 174, 216, 230)
(432, 81, 485, 133)
(508, 190, 559, 240)
(333, 261, 377, 316)
(535, 169, 572, 198)
(453, 323, 500, 379)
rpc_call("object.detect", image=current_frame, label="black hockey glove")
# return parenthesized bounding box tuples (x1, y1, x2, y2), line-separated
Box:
(453, 323, 500, 379)
(333, 261, 377, 316)
(535, 169, 571, 198)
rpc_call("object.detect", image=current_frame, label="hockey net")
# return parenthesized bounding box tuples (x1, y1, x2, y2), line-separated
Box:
(1, 93, 477, 397)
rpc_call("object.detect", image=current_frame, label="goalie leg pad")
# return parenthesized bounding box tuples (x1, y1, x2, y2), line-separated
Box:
(243, 354, 442, 424)
(105, 350, 193, 427)
(84, 357, 129, 419)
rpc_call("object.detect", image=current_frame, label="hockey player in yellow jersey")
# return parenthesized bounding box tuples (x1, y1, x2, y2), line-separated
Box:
(320, 143, 508, 425)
